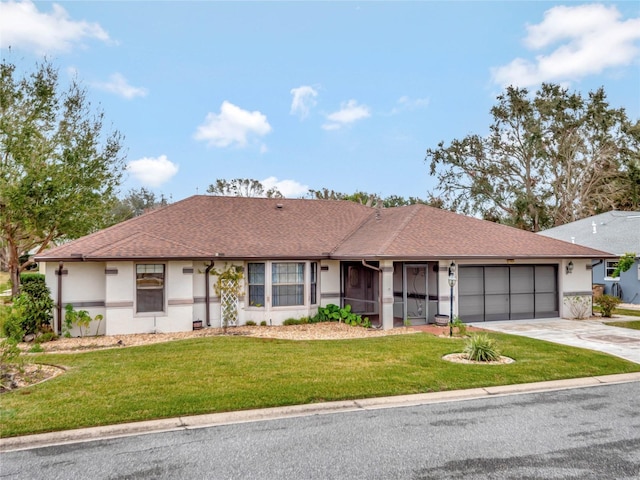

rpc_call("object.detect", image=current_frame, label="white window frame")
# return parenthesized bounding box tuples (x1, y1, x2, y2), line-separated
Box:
(272, 262, 305, 307)
(247, 263, 266, 307)
(310, 262, 318, 305)
(604, 260, 620, 281)
(135, 263, 166, 315)
(245, 261, 316, 309)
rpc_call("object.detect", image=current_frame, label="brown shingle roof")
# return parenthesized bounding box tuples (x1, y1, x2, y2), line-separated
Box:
(37, 196, 372, 261)
(331, 204, 610, 259)
(36, 196, 610, 262)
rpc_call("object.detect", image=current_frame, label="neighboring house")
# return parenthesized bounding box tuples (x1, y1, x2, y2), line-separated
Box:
(538, 211, 640, 304)
(35, 196, 611, 336)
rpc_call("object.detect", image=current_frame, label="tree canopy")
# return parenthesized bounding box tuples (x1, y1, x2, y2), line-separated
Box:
(307, 188, 438, 208)
(110, 187, 170, 222)
(426, 83, 639, 232)
(0, 59, 125, 294)
(207, 178, 283, 198)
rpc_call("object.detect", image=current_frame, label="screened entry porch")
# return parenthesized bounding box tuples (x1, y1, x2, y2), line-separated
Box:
(340, 261, 440, 328)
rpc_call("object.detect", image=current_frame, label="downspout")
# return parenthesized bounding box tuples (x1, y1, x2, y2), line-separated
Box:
(362, 260, 383, 329)
(205, 261, 215, 327)
(56, 261, 64, 335)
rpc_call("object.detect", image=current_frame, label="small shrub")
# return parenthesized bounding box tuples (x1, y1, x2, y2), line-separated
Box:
(64, 304, 101, 337)
(595, 294, 622, 318)
(35, 331, 58, 343)
(464, 334, 501, 362)
(452, 316, 467, 336)
(1, 338, 22, 372)
(282, 317, 309, 326)
(259, 321, 267, 326)
(565, 295, 592, 319)
(29, 343, 44, 353)
(245, 320, 257, 326)
(16, 274, 54, 334)
(2, 310, 25, 342)
(316, 304, 370, 328)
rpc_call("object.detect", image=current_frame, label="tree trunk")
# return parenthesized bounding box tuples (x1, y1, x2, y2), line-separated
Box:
(8, 241, 20, 297)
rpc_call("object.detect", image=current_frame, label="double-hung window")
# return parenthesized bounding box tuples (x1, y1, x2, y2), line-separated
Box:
(136, 264, 165, 313)
(248, 263, 266, 306)
(605, 260, 619, 280)
(310, 262, 318, 305)
(272, 262, 304, 306)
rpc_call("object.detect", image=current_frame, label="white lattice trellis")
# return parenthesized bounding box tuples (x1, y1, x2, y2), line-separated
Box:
(220, 278, 239, 328)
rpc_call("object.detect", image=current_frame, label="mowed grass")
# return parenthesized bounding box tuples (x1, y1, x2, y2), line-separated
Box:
(606, 320, 640, 330)
(2, 332, 640, 437)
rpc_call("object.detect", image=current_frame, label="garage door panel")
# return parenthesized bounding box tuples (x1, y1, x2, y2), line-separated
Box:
(459, 267, 483, 295)
(459, 294, 484, 322)
(511, 293, 534, 319)
(535, 266, 556, 293)
(535, 292, 559, 317)
(485, 294, 509, 320)
(511, 266, 534, 293)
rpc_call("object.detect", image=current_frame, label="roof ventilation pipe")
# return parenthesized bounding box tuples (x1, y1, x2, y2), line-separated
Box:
(205, 260, 215, 327)
(361, 260, 382, 329)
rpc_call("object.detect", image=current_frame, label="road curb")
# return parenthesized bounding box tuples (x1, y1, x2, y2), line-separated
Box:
(3, 372, 640, 452)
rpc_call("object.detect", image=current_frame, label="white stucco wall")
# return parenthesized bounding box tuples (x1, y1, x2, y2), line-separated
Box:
(104, 262, 135, 335)
(43, 256, 593, 335)
(319, 260, 340, 307)
(45, 261, 106, 337)
(559, 258, 593, 319)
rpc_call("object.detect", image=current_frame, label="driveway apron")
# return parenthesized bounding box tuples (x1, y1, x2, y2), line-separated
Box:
(469, 317, 640, 364)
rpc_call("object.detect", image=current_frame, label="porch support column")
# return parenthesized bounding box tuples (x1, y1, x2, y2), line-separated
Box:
(380, 260, 395, 330)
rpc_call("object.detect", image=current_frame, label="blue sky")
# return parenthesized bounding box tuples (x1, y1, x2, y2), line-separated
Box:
(2, 1, 639, 201)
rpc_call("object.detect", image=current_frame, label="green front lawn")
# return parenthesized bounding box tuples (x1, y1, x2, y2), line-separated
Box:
(612, 308, 640, 318)
(605, 320, 640, 330)
(2, 333, 639, 438)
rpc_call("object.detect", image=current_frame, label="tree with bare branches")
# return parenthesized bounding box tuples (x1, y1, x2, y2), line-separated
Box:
(426, 84, 638, 231)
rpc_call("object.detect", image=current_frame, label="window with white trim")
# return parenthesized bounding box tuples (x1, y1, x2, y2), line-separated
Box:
(248, 263, 265, 306)
(310, 262, 318, 305)
(136, 264, 165, 313)
(272, 262, 304, 306)
(605, 260, 619, 280)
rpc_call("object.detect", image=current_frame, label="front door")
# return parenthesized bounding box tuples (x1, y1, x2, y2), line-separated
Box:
(404, 264, 428, 325)
(342, 262, 379, 322)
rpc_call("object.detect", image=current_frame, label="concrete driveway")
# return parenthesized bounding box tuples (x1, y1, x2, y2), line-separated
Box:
(469, 317, 640, 364)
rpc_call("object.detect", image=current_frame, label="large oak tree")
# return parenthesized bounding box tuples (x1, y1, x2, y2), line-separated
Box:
(426, 84, 638, 232)
(1, 59, 125, 295)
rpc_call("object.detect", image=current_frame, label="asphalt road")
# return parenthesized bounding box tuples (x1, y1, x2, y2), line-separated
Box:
(2, 382, 639, 480)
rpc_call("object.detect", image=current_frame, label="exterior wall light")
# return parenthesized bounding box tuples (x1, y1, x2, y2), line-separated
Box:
(566, 261, 574, 274)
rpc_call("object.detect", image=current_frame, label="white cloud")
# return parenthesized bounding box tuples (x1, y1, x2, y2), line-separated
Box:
(94, 73, 148, 99)
(0, 0, 111, 55)
(290, 85, 318, 119)
(322, 99, 371, 130)
(261, 176, 309, 198)
(390, 95, 430, 114)
(492, 4, 640, 87)
(127, 155, 179, 187)
(194, 101, 272, 148)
